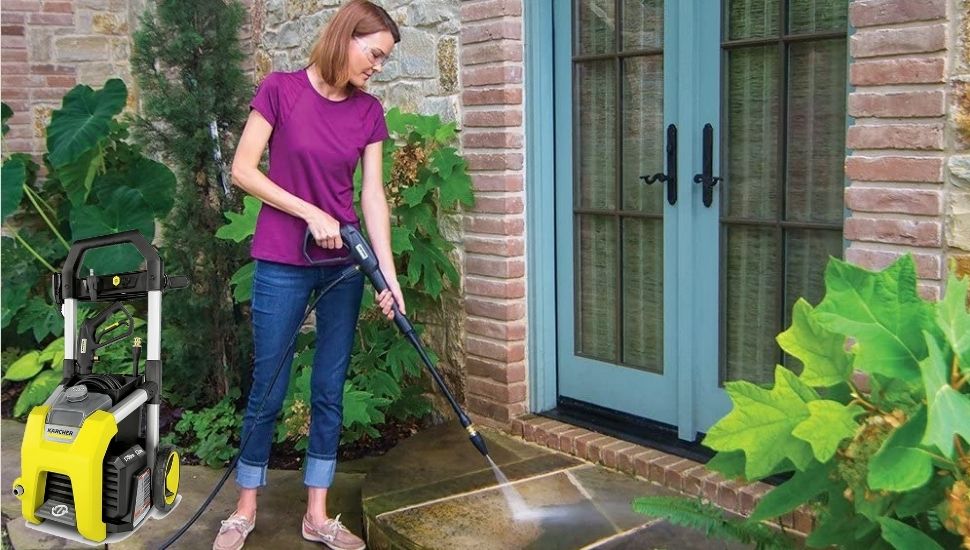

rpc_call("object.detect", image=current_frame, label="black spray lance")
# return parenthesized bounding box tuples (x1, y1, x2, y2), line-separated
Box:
(305, 225, 490, 458)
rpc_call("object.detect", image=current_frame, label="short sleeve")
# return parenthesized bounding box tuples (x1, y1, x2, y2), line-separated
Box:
(366, 101, 389, 144)
(250, 73, 280, 126)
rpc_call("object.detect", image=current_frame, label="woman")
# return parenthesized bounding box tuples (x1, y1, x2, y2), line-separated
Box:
(215, 2, 401, 549)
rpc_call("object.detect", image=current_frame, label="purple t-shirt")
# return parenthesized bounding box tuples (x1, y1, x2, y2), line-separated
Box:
(248, 67, 389, 266)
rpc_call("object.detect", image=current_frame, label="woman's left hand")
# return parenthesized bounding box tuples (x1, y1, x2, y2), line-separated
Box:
(376, 274, 405, 320)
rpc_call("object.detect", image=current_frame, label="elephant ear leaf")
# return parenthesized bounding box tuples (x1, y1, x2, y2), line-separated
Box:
(47, 79, 127, 168)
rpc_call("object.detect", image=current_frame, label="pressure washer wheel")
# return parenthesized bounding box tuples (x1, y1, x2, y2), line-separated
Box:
(153, 444, 180, 512)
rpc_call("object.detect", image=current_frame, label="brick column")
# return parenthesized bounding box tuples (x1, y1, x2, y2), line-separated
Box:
(844, 0, 950, 298)
(458, 0, 528, 427)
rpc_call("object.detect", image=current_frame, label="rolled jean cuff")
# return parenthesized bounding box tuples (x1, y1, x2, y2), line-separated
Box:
(235, 459, 268, 489)
(304, 454, 337, 488)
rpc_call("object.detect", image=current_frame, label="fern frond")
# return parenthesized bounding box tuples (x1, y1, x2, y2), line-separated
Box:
(632, 496, 791, 550)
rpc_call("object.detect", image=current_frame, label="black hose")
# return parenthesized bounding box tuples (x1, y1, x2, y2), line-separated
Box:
(157, 265, 359, 550)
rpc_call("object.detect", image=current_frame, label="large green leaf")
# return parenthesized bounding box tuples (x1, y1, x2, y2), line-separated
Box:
(703, 366, 818, 479)
(919, 333, 970, 457)
(56, 146, 103, 206)
(17, 297, 63, 341)
(14, 369, 62, 417)
(777, 298, 852, 387)
(3, 351, 43, 382)
(215, 195, 261, 242)
(868, 407, 934, 491)
(229, 261, 255, 303)
(92, 156, 176, 218)
(814, 256, 934, 383)
(877, 517, 944, 550)
(47, 79, 127, 168)
(792, 400, 862, 462)
(937, 271, 970, 373)
(750, 462, 836, 522)
(38, 337, 65, 367)
(69, 187, 155, 273)
(1, 157, 26, 221)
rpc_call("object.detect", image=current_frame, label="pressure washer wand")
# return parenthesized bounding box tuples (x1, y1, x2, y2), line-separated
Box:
(338, 225, 490, 458)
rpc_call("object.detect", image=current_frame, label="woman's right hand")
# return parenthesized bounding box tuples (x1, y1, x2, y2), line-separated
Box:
(305, 207, 343, 249)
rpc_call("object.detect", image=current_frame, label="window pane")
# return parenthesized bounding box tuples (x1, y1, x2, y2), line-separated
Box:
(622, 0, 663, 51)
(622, 218, 664, 373)
(786, 39, 847, 224)
(725, 226, 781, 384)
(622, 55, 664, 214)
(576, 60, 617, 209)
(727, 0, 780, 40)
(726, 46, 781, 220)
(789, 0, 848, 34)
(576, 0, 616, 55)
(782, 229, 843, 371)
(577, 215, 618, 361)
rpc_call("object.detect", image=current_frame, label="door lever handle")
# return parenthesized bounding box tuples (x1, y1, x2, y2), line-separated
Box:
(692, 123, 721, 208)
(639, 124, 677, 206)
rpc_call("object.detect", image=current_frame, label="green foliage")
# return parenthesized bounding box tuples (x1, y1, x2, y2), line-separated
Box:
(699, 256, 969, 549)
(130, 0, 252, 408)
(632, 496, 791, 549)
(217, 109, 468, 447)
(168, 389, 242, 467)
(1, 85, 176, 414)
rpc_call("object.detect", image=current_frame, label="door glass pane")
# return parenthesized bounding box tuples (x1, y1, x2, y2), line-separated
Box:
(622, 0, 663, 51)
(726, 46, 780, 220)
(622, 55, 664, 214)
(576, 60, 617, 209)
(576, 0, 616, 55)
(725, 227, 781, 383)
(786, 39, 847, 224)
(784, 229, 843, 326)
(789, 0, 848, 34)
(726, 0, 779, 40)
(622, 218, 664, 372)
(577, 215, 618, 361)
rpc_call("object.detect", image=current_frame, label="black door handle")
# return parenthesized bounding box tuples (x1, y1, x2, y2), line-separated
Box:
(693, 123, 721, 208)
(640, 124, 677, 206)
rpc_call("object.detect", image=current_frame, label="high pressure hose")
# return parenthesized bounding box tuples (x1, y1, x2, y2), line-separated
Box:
(159, 226, 487, 549)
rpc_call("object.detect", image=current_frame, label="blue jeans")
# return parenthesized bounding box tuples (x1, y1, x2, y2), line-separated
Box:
(236, 259, 364, 489)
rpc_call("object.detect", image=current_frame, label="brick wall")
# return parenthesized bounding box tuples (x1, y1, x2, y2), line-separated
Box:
(946, 0, 970, 282)
(844, 0, 962, 299)
(1, 0, 146, 163)
(458, 0, 528, 427)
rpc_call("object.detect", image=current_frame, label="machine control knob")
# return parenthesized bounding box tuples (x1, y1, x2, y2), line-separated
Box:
(65, 385, 88, 402)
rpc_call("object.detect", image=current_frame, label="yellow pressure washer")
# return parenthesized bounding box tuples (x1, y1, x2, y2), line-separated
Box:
(12, 230, 189, 545)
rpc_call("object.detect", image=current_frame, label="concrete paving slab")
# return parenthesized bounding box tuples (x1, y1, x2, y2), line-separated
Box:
(2, 419, 368, 550)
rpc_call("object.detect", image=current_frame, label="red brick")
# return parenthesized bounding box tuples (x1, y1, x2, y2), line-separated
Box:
(538, 424, 573, 450)
(3, 138, 33, 152)
(1, 35, 27, 49)
(462, 129, 523, 148)
(845, 156, 943, 182)
(463, 109, 522, 128)
(1, 1, 42, 11)
(466, 395, 525, 423)
(666, 459, 702, 493)
(2, 88, 28, 100)
(466, 152, 523, 171)
(847, 123, 944, 150)
(460, 20, 521, 44)
(511, 417, 525, 436)
(600, 442, 637, 470)
(464, 214, 524, 236)
(465, 234, 525, 257)
(461, 41, 522, 65)
(527, 419, 560, 445)
(574, 433, 604, 460)
(851, 24, 946, 57)
(848, 91, 945, 118)
(3, 49, 28, 62)
(470, 194, 523, 214)
(633, 449, 663, 478)
(845, 245, 942, 279)
(649, 455, 681, 485)
(558, 428, 588, 455)
(845, 186, 942, 215)
(465, 296, 525, 320)
(27, 13, 74, 26)
(794, 507, 815, 534)
(42, 2, 74, 13)
(587, 437, 621, 465)
(465, 254, 525, 278)
(466, 356, 525, 383)
(46, 75, 77, 87)
(460, 0, 522, 22)
(682, 466, 707, 496)
(1, 24, 24, 36)
(738, 483, 771, 516)
(702, 471, 727, 502)
(850, 0, 945, 27)
(850, 57, 944, 86)
(463, 65, 522, 86)
(918, 282, 941, 300)
(717, 480, 742, 512)
(844, 217, 942, 247)
(467, 376, 526, 403)
(465, 316, 526, 341)
(465, 275, 525, 298)
(470, 174, 523, 192)
(3, 63, 28, 75)
(616, 446, 643, 475)
(466, 335, 525, 362)
(1, 13, 26, 24)
(31, 63, 74, 75)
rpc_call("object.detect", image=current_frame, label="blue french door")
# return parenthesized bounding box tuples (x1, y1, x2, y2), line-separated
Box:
(552, 0, 850, 440)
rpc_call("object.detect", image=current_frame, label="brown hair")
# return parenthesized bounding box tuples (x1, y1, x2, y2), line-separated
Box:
(309, 0, 401, 90)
